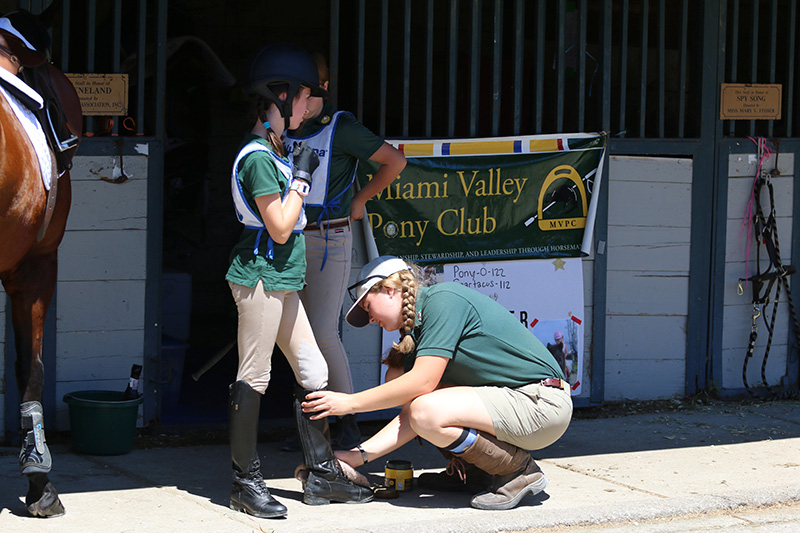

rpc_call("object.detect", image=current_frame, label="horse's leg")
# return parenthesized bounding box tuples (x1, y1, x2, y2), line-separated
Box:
(5, 249, 65, 518)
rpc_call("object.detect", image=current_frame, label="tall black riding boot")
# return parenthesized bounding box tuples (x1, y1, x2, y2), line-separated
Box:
(229, 381, 287, 518)
(294, 385, 373, 505)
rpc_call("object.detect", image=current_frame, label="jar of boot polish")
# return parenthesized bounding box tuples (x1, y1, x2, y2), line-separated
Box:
(384, 459, 413, 491)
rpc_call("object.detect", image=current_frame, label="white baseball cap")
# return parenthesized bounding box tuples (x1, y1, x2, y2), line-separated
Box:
(345, 256, 411, 328)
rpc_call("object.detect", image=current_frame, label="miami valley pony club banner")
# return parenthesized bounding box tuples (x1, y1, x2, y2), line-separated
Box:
(357, 133, 606, 263)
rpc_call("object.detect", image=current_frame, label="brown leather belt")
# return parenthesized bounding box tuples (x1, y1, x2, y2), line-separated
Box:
(537, 377, 567, 389)
(305, 218, 350, 231)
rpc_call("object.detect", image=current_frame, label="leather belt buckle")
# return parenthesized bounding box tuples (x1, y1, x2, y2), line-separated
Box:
(540, 377, 565, 389)
(306, 218, 350, 231)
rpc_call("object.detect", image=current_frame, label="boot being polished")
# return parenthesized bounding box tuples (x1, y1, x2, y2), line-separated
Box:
(228, 381, 287, 518)
(455, 431, 547, 510)
(294, 385, 373, 505)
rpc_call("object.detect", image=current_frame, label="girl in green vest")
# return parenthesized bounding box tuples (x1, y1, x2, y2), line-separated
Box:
(226, 42, 372, 519)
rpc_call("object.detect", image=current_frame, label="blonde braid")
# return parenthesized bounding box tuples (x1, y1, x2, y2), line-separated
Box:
(379, 266, 421, 368)
(396, 269, 417, 353)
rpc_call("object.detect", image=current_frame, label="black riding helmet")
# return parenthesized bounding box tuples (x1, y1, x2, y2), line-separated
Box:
(243, 42, 327, 130)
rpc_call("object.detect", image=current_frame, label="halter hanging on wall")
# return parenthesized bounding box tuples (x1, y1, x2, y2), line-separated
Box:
(737, 137, 800, 400)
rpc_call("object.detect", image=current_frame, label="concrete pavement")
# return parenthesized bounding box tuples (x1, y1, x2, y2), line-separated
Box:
(1, 399, 799, 532)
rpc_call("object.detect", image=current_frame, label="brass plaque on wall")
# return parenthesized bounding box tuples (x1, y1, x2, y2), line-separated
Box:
(65, 73, 129, 116)
(720, 83, 782, 120)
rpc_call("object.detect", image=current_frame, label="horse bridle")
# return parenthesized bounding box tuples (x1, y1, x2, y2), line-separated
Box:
(0, 42, 22, 73)
(738, 140, 800, 400)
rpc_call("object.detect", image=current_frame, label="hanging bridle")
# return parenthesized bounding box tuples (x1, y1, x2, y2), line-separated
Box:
(738, 139, 800, 399)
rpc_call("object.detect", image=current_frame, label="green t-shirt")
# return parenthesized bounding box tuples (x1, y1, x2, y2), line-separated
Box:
(293, 102, 385, 223)
(225, 135, 306, 291)
(408, 283, 563, 388)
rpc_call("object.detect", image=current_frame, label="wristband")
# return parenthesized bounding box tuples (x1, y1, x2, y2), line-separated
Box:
(289, 179, 310, 197)
(356, 444, 369, 464)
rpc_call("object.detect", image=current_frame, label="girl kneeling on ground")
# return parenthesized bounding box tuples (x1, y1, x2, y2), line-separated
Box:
(300, 255, 573, 510)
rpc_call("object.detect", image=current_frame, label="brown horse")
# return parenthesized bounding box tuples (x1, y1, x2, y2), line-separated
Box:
(0, 32, 82, 517)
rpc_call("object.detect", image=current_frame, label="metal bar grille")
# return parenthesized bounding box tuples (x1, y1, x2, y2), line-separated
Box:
(658, 0, 665, 138)
(111, 0, 121, 136)
(512, 0, 524, 135)
(749, 0, 760, 137)
(678, 0, 688, 137)
(578, 0, 587, 132)
(722, 0, 797, 138)
(788, 0, 797, 136)
(534, 0, 545, 134)
(329, 0, 340, 105)
(403, 0, 411, 137)
(326, 0, 796, 140)
(60, 0, 71, 71)
(556, 0, 565, 133)
(728, 0, 739, 136)
(619, 0, 629, 136)
(43, 0, 167, 138)
(447, 0, 458, 137)
(638, 0, 648, 137)
(136, 0, 147, 135)
(379, 0, 388, 137)
(357, 1, 365, 121)
(491, 0, 503, 137)
(601, 0, 612, 132)
(768, 0, 777, 137)
(425, 0, 434, 137)
(469, 0, 481, 136)
(85, 0, 96, 134)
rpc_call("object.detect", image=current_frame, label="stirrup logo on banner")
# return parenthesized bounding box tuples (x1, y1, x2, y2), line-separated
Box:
(537, 165, 588, 231)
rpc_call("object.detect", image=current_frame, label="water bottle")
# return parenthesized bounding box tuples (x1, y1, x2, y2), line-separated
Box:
(122, 364, 142, 400)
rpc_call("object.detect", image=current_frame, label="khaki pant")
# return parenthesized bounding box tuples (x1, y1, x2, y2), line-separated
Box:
(475, 381, 573, 451)
(298, 223, 354, 393)
(229, 280, 328, 394)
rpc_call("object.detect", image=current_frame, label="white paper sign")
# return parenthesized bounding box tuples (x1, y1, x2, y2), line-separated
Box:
(381, 258, 584, 395)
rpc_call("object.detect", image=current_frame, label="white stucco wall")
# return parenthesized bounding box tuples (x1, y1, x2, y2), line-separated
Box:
(54, 153, 149, 430)
(604, 156, 693, 401)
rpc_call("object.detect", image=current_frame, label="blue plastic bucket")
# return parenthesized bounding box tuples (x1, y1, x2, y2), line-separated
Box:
(63, 390, 143, 455)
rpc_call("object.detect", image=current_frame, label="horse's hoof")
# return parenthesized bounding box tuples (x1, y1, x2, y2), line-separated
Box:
(26, 481, 65, 518)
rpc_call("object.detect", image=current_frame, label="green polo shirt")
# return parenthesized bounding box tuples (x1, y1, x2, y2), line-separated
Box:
(294, 102, 385, 223)
(408, 283, 563, 388)
(225, 135, 306, 291)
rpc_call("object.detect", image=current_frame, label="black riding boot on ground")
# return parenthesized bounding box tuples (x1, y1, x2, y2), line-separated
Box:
(294, 385, 374, 505)
(229, 380, 287, 518)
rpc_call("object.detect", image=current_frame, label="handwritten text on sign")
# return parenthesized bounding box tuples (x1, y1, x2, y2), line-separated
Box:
(450, 264, 512, 291)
